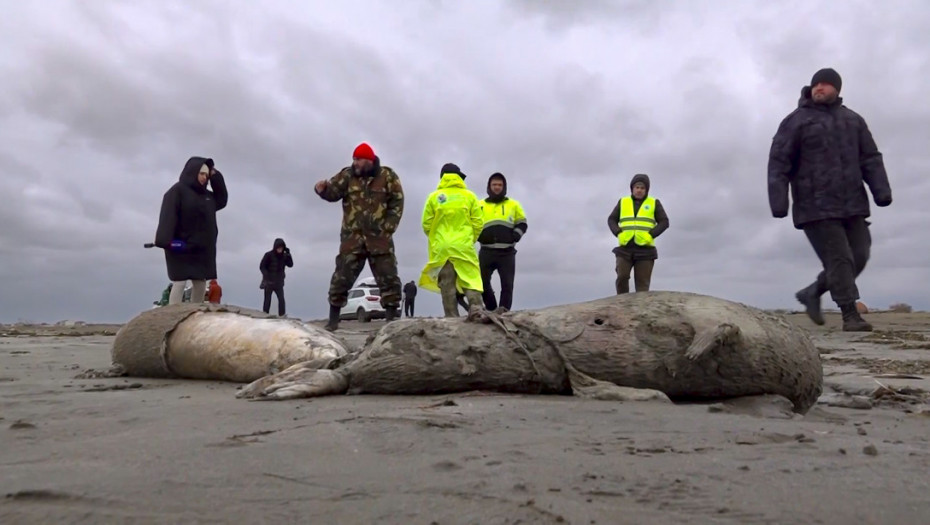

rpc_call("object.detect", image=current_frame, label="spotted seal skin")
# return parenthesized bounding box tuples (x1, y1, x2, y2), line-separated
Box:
(238, 291, 823, 413)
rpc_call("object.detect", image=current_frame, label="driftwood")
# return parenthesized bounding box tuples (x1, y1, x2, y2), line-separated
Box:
(238, 291, 824, 413)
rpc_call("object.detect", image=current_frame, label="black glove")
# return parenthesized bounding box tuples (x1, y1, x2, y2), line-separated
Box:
(875, 195, 892, 207)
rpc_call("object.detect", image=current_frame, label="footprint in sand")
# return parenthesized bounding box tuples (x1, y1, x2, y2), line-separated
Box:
(432, 460, 463, 472)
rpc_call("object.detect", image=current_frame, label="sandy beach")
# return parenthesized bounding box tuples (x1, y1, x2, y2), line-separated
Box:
(2, 311, 929, 524)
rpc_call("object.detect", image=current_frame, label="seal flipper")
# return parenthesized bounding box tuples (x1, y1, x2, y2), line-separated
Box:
(237, 364, 349, 400)
(685, 323, 741, 361)
(569, 368, 671, 402)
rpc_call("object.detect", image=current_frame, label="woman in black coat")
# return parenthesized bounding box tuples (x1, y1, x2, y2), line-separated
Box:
(154, 156, 228, 305)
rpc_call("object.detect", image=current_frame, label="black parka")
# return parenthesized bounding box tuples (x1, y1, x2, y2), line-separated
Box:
(260, 238, 294, 285)
(155, 156, 228, 281)
(768, 86, 892, 228)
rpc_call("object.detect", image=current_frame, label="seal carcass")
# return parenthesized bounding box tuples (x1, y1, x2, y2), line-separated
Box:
(238, 291, 824, 413)
(107, 303, 348, 382)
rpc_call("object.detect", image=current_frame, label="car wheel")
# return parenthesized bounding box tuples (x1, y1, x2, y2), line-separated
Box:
(358, 307, 370, 323)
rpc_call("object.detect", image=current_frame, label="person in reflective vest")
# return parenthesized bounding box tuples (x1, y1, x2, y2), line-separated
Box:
(607, 174, 669, 294)
(477, 172, 528, 312)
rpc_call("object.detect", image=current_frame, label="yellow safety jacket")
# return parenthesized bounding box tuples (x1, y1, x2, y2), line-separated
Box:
(478, 198, 527, 249)
(617, 196, 656, 247)
(418, 173, 484, 294)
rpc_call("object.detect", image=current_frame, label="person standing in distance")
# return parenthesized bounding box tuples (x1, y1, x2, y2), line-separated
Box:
(260, 238, 293, 316)
(607, 174, 669, 294)
(402, 280, 418, 317)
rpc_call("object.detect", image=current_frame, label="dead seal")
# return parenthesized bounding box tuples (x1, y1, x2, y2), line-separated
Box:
(100, 303, 348, 382)
(238, 291, 824, 413)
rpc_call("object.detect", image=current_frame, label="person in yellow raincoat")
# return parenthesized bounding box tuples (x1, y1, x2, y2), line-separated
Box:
(419, 163, 485, 317)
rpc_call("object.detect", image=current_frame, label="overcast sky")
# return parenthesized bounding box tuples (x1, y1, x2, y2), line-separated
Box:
(1, 0, 928, 323)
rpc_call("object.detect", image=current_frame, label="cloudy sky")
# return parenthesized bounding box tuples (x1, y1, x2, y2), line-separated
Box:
(1, 0, 928, 323)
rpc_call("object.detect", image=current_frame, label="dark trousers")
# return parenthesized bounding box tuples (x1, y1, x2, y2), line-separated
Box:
(615, 256, 655, 294)
(479, 248, 516, 311)
(263, 281, 285, 316)
(404, 297, 415, 317)
(801, 217, 871, 306)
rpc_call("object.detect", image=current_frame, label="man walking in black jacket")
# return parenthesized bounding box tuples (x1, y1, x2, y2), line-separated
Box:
(768, 68, 892, 332)
(260, 238, 294, 316)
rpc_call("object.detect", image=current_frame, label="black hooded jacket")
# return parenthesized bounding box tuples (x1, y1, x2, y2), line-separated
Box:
(260, 238, 294, 284)
(403, 281, 417, 299)
(155, 156, 228, 281)
(768, 86, 892, 229)
(607, 174, 669, 259)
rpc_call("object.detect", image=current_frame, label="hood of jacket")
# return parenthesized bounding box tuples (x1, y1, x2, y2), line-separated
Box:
(629, 173, 650, 197)
(179, 156, 214, 192)
(438, 172, 467, 190)
(273, 238, 286, 250)
(486, 172, 508, 203)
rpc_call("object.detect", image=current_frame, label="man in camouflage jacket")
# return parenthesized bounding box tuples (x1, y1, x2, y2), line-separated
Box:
(315, 142, 404, 331)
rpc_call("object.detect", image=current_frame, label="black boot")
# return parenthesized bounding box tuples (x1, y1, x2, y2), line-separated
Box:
(795, 285, 825, 326)
(324, 305, 340, 332)
(385, 306, 399, 322)
(840, 303, 872, 332)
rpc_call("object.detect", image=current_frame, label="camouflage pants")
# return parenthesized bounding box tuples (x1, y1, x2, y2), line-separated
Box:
(328, 250, 401, 309)
(438, 261, 482, 317)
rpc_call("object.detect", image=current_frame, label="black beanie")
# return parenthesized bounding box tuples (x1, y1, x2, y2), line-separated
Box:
(440, 162, 466, 180)
(810, 68, 842, 93)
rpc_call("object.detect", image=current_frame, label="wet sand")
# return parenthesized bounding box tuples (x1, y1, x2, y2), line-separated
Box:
(2, 311, 929, 524)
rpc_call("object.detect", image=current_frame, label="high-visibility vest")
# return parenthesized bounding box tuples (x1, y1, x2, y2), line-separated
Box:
(617, 196, 656, 247)
(478, 198, 527, 248)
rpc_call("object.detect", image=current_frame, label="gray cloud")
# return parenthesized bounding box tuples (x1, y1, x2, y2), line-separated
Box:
(1, 0, 928, 323)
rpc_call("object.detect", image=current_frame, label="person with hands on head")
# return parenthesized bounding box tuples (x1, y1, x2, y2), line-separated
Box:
(315, 142, 405, 331)
(768, 67, 892, 332)
(260, 238, 293, 316)
(154, 156, 228, 305)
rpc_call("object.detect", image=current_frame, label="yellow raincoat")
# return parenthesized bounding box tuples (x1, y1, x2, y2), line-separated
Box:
(418, 173, 484, 293)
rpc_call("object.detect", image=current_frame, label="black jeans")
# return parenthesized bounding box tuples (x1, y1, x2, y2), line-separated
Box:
(802, 217, 871, 306)
(263, 281, 286, 316)
(480, 248, 516, 310)
(404, 297, 415, 317)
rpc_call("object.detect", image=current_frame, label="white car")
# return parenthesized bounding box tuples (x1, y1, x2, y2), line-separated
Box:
(340, 286, 385, 322)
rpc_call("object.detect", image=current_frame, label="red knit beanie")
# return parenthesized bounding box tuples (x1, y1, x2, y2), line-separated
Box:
(352, 142, 376, 161)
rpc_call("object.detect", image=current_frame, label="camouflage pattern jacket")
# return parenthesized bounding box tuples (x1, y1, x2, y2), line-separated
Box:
(317, 161, 404, 255)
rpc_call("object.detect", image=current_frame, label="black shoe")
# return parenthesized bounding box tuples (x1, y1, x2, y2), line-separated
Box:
(840, 303, 872, 332)
(385, 307, 399, 322)
(795, 287, 825, 326)
(324, 305, 340, 332)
